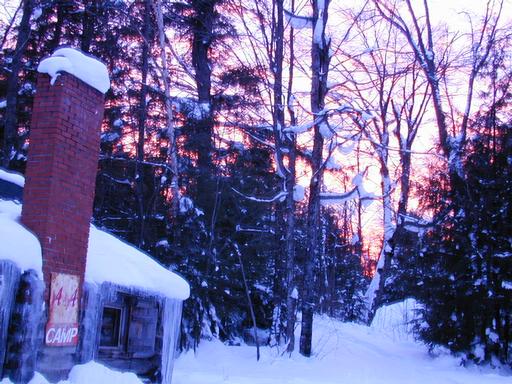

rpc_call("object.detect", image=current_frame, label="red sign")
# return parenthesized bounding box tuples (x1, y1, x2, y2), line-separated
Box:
(45, 273, 80, 346)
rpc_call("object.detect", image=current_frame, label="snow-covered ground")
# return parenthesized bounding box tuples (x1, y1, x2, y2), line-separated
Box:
(0, 302, 510, 383)
(172, 306, 510, 384)
(0, 361, 142, 384)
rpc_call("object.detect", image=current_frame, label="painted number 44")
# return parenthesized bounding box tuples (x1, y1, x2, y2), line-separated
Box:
(51, 286, 78, 308)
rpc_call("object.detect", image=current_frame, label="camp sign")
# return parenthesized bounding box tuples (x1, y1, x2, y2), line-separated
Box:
(45, 273, 80, 346)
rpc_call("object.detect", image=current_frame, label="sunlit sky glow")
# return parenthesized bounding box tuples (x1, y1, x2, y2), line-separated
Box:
(1, 0, 510, 260)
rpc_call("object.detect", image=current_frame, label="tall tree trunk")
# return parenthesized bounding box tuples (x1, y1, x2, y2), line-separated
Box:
(2, 0, 34, 168)
(191, 0, 215, 218)
(49, 4, 65, 51)
(367, 152, 393, 320)
(270, 0, 287, 345)
(374, 0, 501, 207)
(285, 5, 298, 351)
(135, 0, 152, 247)
(234, 243, 260, 361)
(81, 0, 100, 53)
(300, 0, 330, 357)
(152, 0, 180, 218)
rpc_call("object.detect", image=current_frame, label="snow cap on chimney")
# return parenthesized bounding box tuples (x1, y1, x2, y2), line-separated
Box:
(37, 47, 110, 94)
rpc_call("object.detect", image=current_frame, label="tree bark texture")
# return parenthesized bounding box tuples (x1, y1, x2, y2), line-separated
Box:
(135, 0, 152, 247)
(152, 0, 180, 219)
(300, 0, 330, 357)
(285, 0, 298, 352)
(191, 0, 216, 219)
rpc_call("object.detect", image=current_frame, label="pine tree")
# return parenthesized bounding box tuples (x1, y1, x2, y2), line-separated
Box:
(1, 0, 35, 170)
(417, 66, 512, 365)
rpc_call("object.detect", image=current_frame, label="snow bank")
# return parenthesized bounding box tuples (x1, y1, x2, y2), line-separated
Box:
(0, 361, 143, 384)
(65, 361, 143, 384)
(86, 226, 190, 300)
(173, 314, 510, 384)
(37, 48, 110, 94)
(0, 168, 25, 187)
(0, 200, 42, 276)
(371, 299, 421, 341)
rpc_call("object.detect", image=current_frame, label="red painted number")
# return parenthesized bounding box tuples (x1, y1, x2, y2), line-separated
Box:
(52, 287, 63, 306)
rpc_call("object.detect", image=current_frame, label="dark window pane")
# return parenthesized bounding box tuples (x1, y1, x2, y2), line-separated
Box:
(127, 300, 158, 356)
(100, 307, 121, 347)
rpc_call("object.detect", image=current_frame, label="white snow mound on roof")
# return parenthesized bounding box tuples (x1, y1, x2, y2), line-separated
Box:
(37, 47, 110, 94)
(0, 200, 42, 276)
(0, 168, 25, 187)
(87, 226, 190, 300)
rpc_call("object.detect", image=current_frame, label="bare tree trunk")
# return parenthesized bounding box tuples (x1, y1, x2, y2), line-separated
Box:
(191, 0, 215, 219)
(285, 0, 298, 352)
(270, 0, 287, 346)
(373, 0, 503, 196)
(81, 0, 100, 53)
(2, 0, 34, 168)
(300, 0, 331, 357)
(234, 243, 260, 361)
(135, 0, 152, 247)
(49, 4, 65, 51)
(368, 155, 392, 319)
(152, 0, 180, 218)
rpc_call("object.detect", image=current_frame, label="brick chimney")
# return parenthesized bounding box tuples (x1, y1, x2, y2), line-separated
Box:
(21, 71, 104, 294)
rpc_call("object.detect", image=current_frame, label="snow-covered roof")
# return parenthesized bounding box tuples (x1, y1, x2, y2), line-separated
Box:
(0, 168, 25, 187)
(0, 199, 42, 275)
(37, 47, 110, 94)
(86, 226, 189, 300)
(0, 171, 189, 301)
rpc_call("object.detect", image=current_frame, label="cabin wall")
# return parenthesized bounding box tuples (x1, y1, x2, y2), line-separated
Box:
(80, 282, 181, 383)
(78, 282, 101, 363)
(3, 269, 44, 383)
(0, 261, 21, 379)
(1, 277, 182, 383)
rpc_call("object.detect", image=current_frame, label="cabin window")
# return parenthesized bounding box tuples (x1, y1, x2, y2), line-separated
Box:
(100, 306, 122, 347)
(127, 300, 158, 356)
(98, 296, 159, 357)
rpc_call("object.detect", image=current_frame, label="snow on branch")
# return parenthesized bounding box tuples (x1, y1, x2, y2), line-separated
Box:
(231, 188, 287, 203)
(320, 186, 359, 204)
(235, 225, 275, 234)
(320, 170, 380, 207)
(284, 103, 359, 136)
(399, 213, 432, 232)
(284, 9, 313, 29)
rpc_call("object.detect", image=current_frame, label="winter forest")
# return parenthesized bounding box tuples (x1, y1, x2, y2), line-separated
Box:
(1, 0, 511, 377)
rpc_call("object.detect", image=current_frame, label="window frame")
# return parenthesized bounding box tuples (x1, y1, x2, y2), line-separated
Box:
(97, 294, 159, 358)
(99, 304, 125, 350)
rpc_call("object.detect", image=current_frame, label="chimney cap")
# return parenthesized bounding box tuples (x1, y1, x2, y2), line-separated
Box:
(37, 47, 110, 94)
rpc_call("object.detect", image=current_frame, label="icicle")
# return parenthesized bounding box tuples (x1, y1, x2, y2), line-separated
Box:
(161, 299, 183, 383)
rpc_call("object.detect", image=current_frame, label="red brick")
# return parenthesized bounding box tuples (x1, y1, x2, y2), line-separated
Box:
(22, 72, 104, 300)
